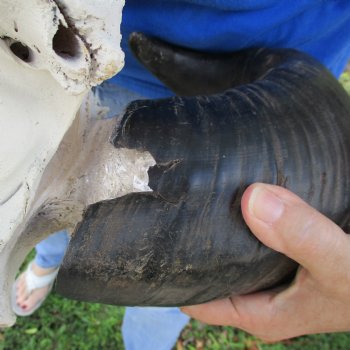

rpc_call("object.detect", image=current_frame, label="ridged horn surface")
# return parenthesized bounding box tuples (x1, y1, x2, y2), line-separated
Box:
(56, 34, 350, 307)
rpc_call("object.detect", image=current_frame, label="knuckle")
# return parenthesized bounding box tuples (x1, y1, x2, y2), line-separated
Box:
(294, 210, 319, 249)
(285, 208, 338, 260)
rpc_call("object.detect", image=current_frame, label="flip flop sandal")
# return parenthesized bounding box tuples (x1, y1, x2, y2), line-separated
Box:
(11, 262, 59, 316)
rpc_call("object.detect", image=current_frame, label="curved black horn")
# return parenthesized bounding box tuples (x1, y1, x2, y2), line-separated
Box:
(56, 34, 350, 307)
(129, 31, 288, 96)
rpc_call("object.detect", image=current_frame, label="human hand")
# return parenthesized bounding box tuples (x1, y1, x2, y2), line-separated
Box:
(182, 183, 350, 341)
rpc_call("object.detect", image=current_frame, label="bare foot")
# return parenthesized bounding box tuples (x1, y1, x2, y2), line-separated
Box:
(15, 262, 57, 313)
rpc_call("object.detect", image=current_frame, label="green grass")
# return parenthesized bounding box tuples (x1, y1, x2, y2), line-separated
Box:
(340, 71, 350, 95)
(0, 295, 124, 350)
(2, 292, 350, 350)
(1, 72, 350, 350)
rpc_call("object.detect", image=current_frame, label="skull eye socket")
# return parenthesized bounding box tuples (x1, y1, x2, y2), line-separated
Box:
(53, 24, 80, 59)
(9, 41, 32, 63)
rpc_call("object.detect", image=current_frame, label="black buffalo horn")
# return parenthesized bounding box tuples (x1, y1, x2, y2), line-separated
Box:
(55, 33, 350, 306)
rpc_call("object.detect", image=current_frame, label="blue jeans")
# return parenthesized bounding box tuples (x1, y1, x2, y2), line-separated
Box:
(35, 230, 70, 269)
(34, 83, 190, 350)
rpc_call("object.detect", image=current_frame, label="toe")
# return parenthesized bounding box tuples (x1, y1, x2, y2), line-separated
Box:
(20, 286, 49, 311)
(16, 276, 29, 305)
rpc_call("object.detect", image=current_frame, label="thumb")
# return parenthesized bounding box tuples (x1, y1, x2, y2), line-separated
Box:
(241, 183, 348, 278)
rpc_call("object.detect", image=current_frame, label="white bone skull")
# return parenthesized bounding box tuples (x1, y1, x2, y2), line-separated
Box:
(0, 0, 154, 326)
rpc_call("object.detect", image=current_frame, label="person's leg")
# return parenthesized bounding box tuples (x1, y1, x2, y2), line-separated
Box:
(122, 307, 190, 350)
(34, 230, 70, 269)
(15, 230, 69, 314)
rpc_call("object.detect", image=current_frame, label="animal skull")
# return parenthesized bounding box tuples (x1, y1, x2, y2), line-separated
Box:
(0, 0, 154, 326)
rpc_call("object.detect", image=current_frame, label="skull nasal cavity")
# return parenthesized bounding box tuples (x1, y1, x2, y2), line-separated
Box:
(53, 24, 80, 59)
(10, 42, 31, 62)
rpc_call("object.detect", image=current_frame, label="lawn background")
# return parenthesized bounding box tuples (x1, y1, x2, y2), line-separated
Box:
(1, 72, 350, 350)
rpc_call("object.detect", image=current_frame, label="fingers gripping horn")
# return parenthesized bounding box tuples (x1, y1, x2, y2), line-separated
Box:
(56, 33, 350, 306)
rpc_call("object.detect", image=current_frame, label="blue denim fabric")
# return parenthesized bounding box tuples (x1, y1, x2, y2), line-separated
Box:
(122, 307, 190, 350)
(34, 230, 70, 269)
(33, 83, 189, 349)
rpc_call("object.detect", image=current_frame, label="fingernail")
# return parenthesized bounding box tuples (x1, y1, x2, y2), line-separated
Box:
(249, 186, 284, 223)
